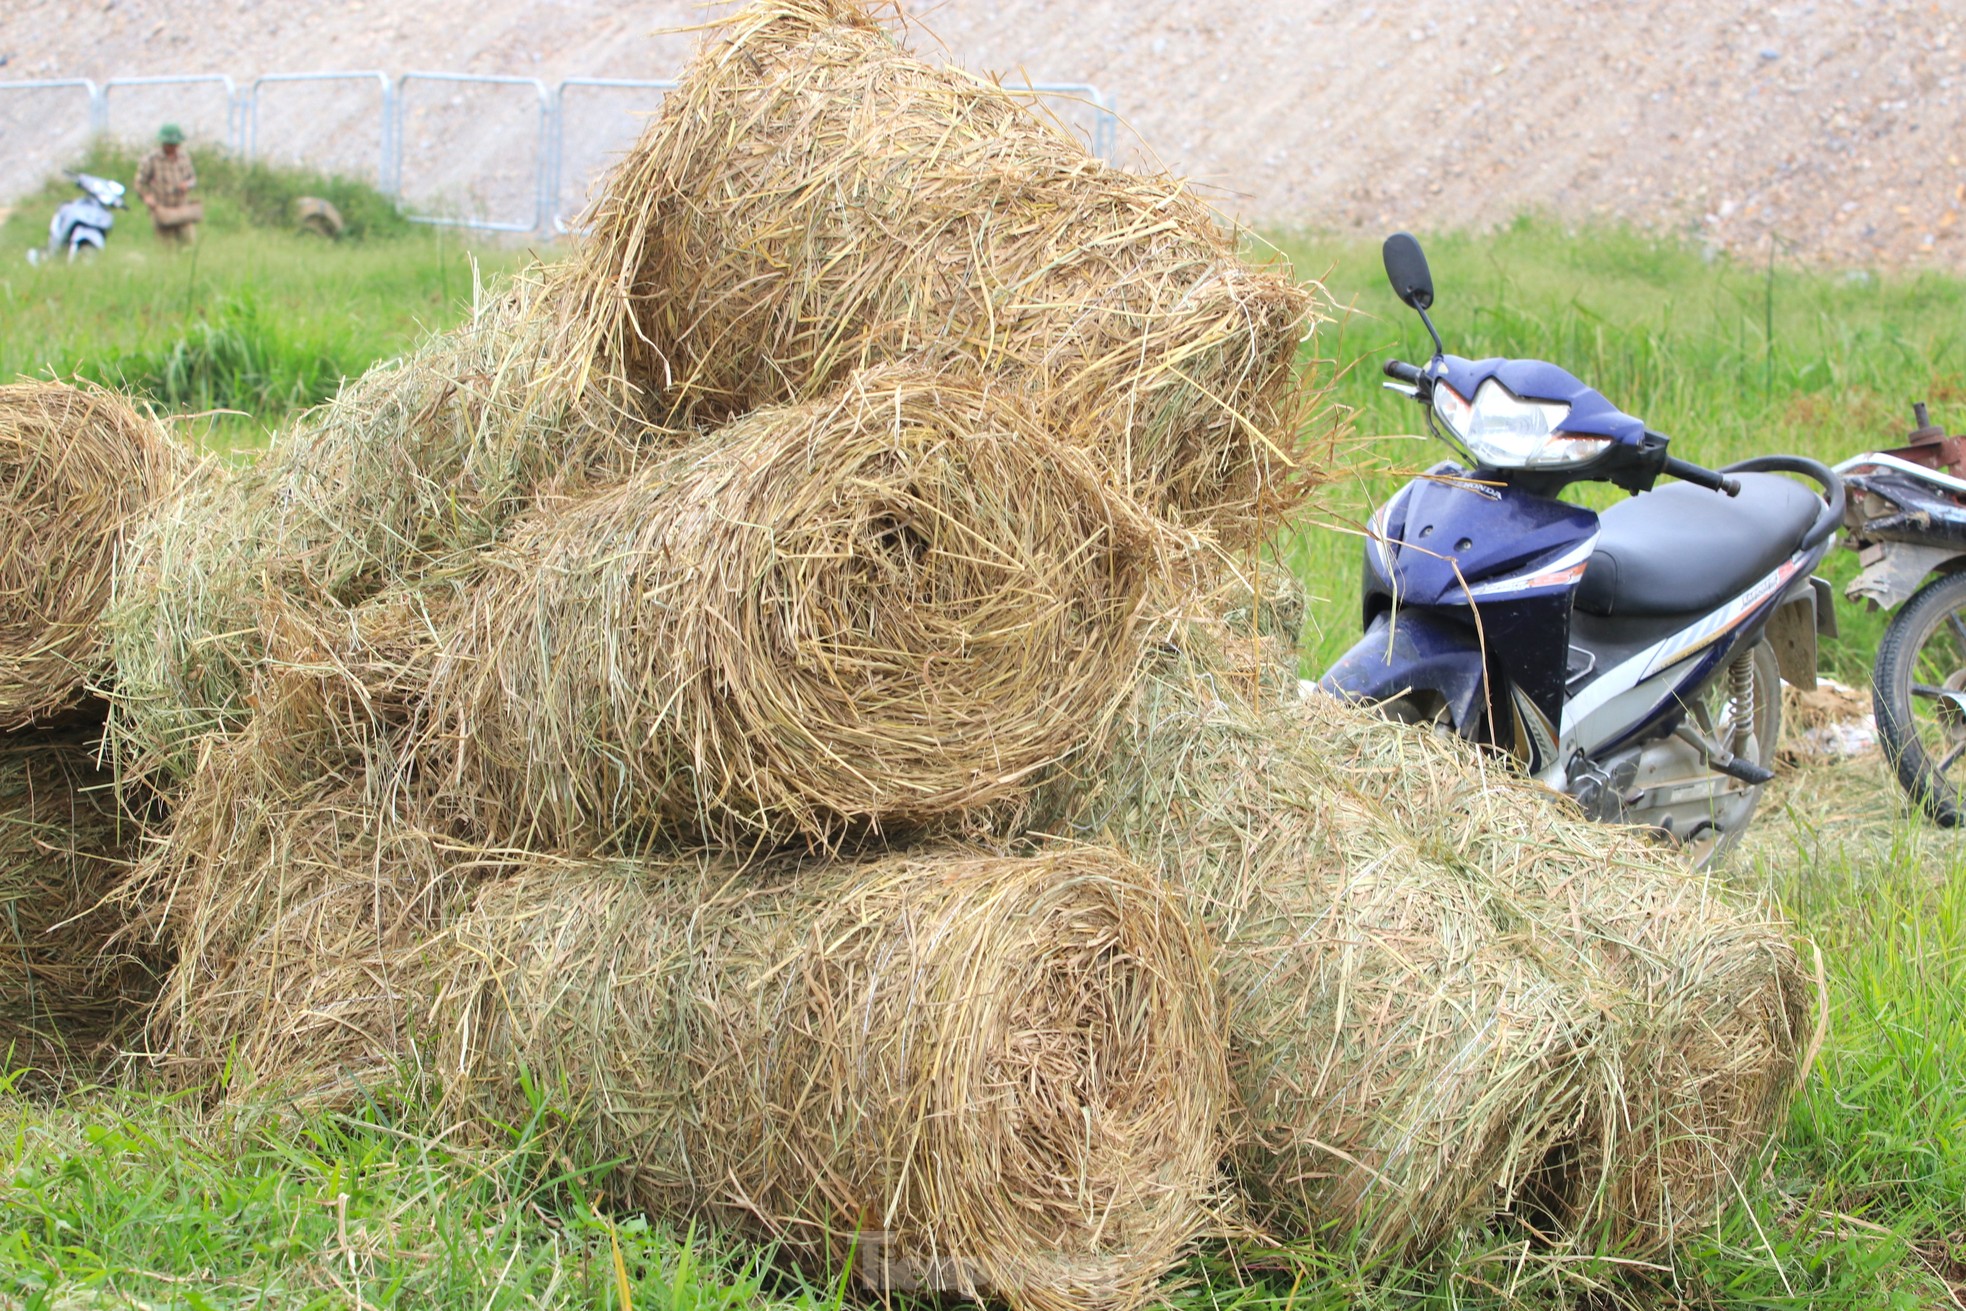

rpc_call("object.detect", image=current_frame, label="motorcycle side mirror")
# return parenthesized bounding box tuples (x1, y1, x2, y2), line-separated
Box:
(1383, 232, 1434, 311)
(1383, 231, 1447, 358)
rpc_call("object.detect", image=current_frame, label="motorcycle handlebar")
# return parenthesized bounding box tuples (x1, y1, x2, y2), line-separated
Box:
(1663, 456, 1742, 497)
(1383, 358, 1427, 386)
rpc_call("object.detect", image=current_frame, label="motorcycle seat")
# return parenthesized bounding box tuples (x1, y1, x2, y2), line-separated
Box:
(1575, 472, 1823, 619)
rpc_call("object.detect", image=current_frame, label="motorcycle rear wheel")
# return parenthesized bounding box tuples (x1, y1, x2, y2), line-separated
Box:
(1872, 568, 1966, 827)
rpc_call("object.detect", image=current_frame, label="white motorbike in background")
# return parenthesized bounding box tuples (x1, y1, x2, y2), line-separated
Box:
(25, 172, 127, 265)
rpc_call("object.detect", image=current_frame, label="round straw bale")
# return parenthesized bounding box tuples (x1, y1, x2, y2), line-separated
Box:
(437, 845, 1226, 1311)
(0, 380, 189, 730)
(1041, 625, 1600, 1254)
(0, 737, 155, 1084)
(563, 0, 1319, 535)
(410, 365, 1159, 851)
(1275, 690, 1814, 1254)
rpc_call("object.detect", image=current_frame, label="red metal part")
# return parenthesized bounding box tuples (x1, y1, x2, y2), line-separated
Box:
(1878, 401, 1966, 479)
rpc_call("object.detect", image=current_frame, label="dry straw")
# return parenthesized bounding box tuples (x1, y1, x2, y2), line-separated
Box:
(405, 364, 1160, 851)
(0, 737, 155, 1083)
(1281, 688, 1814, 1255)
(0, 380, 188, 730)
(122, 666, 470, 1098)
(1040, 620, 1602, 1255)
(103, 270, 675, 790)
(560, 0, 1320, 536)
(437, 846, 1227, 1311)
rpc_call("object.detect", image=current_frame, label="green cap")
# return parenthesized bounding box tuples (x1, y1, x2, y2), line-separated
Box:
(158, 123, 185, 144)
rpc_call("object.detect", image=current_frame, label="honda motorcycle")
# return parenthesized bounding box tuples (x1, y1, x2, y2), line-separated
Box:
(24, 172, 126, 265)
(1322, 233, 1844, 864)
(1837, 402, 1966, 825)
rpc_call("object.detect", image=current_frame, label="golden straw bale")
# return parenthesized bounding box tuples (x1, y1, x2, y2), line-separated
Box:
(1283, 688, 1812, 1254)
(437, 846, 1227, 1311)
(123, 667, 468, 1099)
(0, 737, 155, 1083)
(562, 0, 1319, 535)
(408, 365, 1160, 851)
(1042, 625, 1601, 1254)
(103, 272, 677, 791)
(0, 380, 189, 730)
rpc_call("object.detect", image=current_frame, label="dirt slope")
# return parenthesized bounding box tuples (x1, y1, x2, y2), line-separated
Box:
(2, 0, 1963, 268)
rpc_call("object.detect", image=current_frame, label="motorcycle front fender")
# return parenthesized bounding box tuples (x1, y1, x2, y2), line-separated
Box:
(1319, 608, 1489, 736)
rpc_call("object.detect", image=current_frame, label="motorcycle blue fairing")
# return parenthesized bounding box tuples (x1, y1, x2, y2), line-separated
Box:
(1331, 471, 1600, 761)
(1374, 472, 1599, 609)
(1433, 356, 1648, 445)
(1322, 608, 1490, 733)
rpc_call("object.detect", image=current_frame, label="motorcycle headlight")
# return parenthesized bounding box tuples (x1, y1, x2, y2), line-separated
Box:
(1433, 379, 1609, 469)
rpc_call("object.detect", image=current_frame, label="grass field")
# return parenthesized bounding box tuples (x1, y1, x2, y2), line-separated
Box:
(3, 194, 1965, 1308)
(0, 145, 528, 454)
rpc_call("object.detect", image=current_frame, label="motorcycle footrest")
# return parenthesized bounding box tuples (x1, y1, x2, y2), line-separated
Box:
(1712, 754, 1775, 786)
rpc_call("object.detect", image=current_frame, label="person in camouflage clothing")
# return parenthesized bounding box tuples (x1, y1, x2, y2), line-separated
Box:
(135, 123, 199, 246)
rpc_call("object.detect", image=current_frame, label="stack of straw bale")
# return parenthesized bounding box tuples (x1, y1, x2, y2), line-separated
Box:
(560, 0, 1317, 536)
(0, 737, 154, 1084)
(0, 381, 187, 730)
(85, 0, 1814, 1302)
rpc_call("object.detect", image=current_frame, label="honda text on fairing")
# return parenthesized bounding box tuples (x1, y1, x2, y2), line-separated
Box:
(24, 172, 127, 266)
(1321, 233, 1843, 865)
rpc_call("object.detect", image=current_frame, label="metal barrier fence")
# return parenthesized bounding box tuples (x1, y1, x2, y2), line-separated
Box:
(1, 71, 1118, 236)
(102, 75, 243, 154)
(250, 72, 396, 197)
(549, 76, 680, 233)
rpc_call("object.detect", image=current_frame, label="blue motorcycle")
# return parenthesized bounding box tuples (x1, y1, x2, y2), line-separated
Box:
(1322, 233, 1844, 864)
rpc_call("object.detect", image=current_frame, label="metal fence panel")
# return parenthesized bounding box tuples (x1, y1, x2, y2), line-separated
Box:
(102, 75, 241, 154)
(249, 72, 395, 194)
(395, 72, 550, 233)
(0, 80, 102, 208)
(549, 77, 678, 232)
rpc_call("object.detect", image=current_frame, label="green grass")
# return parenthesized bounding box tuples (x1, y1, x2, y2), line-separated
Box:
(2, 217, 1965, 1308)
(0, 1088, 831, 1310)
(2, 145, 529, 452)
